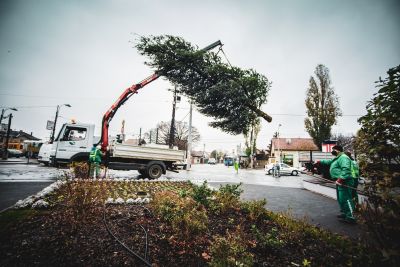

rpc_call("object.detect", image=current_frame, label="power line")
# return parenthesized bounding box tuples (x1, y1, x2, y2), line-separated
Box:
(0, 105, 57, 109)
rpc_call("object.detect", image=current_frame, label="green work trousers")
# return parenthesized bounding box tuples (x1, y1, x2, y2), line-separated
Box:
(90, 162, 101, 178)
(337, 179, 356, 221)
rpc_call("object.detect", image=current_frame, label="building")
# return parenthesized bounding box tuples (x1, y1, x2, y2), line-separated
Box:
(269, 137, 319, 168)
(191, 150, 210, 164)
(0, 130, 40, 151)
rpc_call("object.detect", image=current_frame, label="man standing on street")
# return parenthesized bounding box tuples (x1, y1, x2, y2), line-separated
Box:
(89, 145, 102, 178)
(319, 145, 356, 223)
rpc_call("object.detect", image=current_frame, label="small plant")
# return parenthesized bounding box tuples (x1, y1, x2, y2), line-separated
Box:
(241, 199, 267, 221)
(303, 258, 311, 266)
(218, 183, 243, 198)
(209, 228, 254, 267)
(190, 181, 213, 207)
(251, 225, 285, 249)
(151, 191, 208, 237)
(209, 183, 243, 214)
(70, 162, 90, 179)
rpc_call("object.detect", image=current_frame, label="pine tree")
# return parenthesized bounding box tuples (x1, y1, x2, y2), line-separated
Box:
(136, 35, 272, 135)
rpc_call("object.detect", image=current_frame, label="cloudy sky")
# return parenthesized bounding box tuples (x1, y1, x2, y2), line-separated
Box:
(0, 0, 399, 153)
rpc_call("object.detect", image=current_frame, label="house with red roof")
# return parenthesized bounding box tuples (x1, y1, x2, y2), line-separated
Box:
(269, 137, 319, 168)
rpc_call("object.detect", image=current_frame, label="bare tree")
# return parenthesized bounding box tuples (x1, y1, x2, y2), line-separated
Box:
(331, 133, 355, 153)
(144, 121, 200, 150)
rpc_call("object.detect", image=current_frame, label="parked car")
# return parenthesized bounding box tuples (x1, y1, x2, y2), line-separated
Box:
(208, 158, 216, 165)
(265, 162, 299, 176)
(7, 149, 23, 158)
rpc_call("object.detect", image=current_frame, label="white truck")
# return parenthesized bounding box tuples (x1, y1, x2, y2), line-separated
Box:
(49, 122, 185, 179)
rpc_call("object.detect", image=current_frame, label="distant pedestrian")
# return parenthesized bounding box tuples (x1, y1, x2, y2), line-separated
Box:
(319, 145, 356, 223)
(234, 159, 239, 174)
(89, 144, 102, 178)
(345, 151, 360, 205)
(274, 162, 281, 177)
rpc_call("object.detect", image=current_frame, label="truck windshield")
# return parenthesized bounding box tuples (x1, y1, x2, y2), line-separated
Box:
(61, 126, 87, 141)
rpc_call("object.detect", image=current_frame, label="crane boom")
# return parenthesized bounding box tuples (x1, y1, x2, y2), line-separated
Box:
(100, 40, 222, 152)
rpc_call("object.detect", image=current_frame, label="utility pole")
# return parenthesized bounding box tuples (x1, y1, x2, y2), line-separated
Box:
(203, 143, 205, 164)
(50, 104, 71, 143)
(0, 107, 17, 125)
(2, 113, 12, 160)
(186, 102, 193, 170)
(169, 86, 177, 149)
(277, 124, 282, 163)
(139, 128, 142, 145)
(156, 128, 159, 144)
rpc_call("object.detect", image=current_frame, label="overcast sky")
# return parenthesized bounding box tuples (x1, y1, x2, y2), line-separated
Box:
(1, 0, 399, 153)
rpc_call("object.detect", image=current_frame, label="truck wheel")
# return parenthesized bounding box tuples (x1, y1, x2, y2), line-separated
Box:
(147, 164, 163, 179)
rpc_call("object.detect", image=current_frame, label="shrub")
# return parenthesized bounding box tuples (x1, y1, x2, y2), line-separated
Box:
(209, 228, 254, 267)
(218, 183, 243, 198)
(241, 199, 267, 221)
(151, 191, 208, 237)
(210, 183, 243, 214)
(190, 181, 213, 207)
(251, 225, 284, 249)
(70, 162, 90, 179)
(355, 65, 400, 265)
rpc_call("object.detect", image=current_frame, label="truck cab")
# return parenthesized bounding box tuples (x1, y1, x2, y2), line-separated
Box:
(51, 123, 96, 165)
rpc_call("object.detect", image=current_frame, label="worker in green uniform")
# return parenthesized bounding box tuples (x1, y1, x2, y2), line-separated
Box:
(319, 145, 356, 223)
(345, 151, 360, 204)
(234, 158, 239, 174)
(89, 144, 102, 178)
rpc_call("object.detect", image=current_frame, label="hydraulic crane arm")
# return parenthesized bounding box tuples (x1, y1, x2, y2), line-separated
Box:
(100, 40, 222, 152)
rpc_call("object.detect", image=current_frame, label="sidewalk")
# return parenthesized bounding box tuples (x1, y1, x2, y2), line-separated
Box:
(0, 182, 53, 211)
(209, 182, 363, 239)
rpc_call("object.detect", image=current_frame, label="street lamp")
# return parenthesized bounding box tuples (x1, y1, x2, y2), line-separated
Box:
(50, 104, 71, 143)
(0, 107, 18, 125)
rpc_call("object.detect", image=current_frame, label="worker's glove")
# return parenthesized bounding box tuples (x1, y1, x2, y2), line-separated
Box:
(335, 178, 344, 186)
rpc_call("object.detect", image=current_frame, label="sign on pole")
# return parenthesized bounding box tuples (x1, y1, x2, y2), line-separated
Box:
(46, 120, 55, 130)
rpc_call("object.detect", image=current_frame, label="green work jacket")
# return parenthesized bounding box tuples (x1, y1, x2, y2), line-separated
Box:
(320, 152, 352, 180)
(351, 160, 360, 179)
(89, 148, 102, 163)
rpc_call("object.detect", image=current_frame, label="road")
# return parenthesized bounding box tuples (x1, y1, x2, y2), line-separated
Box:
(0, 161, 361, 238)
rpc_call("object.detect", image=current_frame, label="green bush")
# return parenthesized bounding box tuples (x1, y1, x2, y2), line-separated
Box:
(191, 181, 213, 207)
(210, 183, 243, 214)
(209, 229, 254, 267)
(151, 191, 208, 237)
(241, 199, 267, 221)
(218, 183, 243, 198)
(355, 65, 400, 265)
(251, 225, 284, 249)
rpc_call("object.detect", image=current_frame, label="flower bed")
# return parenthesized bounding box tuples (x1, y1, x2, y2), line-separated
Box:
(0, 180, 379, 266)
